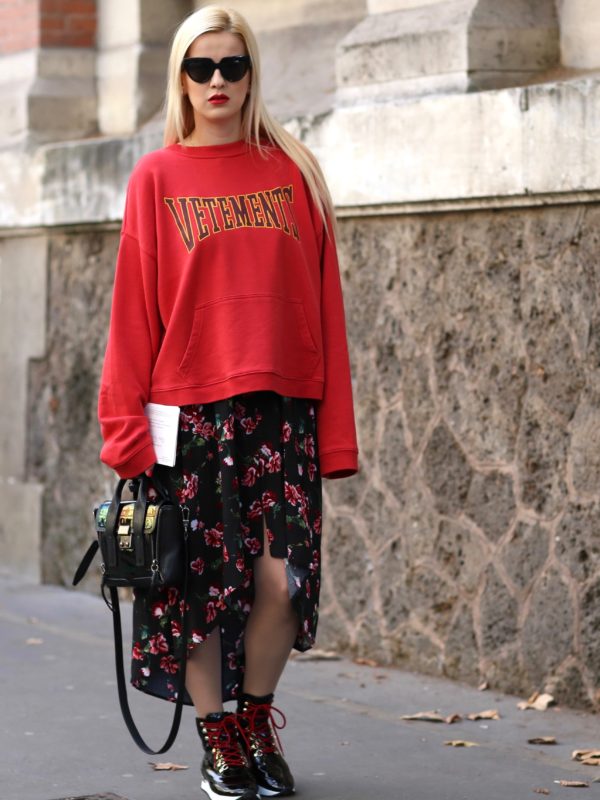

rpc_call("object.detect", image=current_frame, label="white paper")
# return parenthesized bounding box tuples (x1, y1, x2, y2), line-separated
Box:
(144, 403, 180, 467)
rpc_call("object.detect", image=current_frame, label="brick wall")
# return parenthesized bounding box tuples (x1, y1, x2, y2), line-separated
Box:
(0, 0, 40, 54)
(40, 0, 96, 48)
(0, 0, 96, 53)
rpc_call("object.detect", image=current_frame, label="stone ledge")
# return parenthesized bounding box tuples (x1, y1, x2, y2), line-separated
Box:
(0, 75, 599, 228)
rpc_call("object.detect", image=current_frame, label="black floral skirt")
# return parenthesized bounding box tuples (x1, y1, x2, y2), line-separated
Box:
(131, 392, 322, 704)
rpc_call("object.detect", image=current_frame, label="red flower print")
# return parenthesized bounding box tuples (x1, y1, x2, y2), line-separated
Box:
(228, 651, 237, 671)
(206, 601, 217, 623)
(190, 557, 205, 574)
(284, 481, 301, 506)
(308, 462, 317, 482)
(223, 544, 229, 563)
(305, 434, 316, 457)
(234, 401, 246, 420)
(171, 620, 181, 638)
(244, 537, 261, 555)
(148, 633, 169, 655)
(204, 524, 224, 547)
(208, 584, 221, 597)
(223, 414, 235, 439)
(242, 466, 258, 487)
(151, 601, 166, 618)
(236, 556, 245, 573)
(191, 630, 205, 644)
(141, 666, 150, 677)
(266, 451, 282, 473)
(266, 527, 274, 544)
(223, 455, 233, 466)
(241, 416, 258, 434)
(314, 513, 322, 534)
(262, 490, 277, 509)
(281, 421, 292, 442)
(132, 642, 144, 660)
(177, 471, 198, 502)
(248, 499, 263, 519)
(167, 586, 179, 606)
(160, 655, 179, 674)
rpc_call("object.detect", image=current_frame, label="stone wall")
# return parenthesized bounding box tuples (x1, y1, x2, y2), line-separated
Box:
(320, 202, 600, 711)
(27, 201, 600, 710)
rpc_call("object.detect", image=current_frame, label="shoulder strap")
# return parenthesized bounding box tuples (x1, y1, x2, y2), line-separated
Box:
(109, 529, 190, 754)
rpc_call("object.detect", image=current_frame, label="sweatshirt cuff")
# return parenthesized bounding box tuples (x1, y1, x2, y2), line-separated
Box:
(111, 443, 157, 479)
(320, 449, 359, 479)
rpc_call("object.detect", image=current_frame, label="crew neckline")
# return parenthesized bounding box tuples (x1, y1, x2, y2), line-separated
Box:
(167, 139, 250, 159)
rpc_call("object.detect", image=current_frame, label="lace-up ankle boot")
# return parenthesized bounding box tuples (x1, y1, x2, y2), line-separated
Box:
(196, 711, 258, 800)
(237, 693, 295, 797)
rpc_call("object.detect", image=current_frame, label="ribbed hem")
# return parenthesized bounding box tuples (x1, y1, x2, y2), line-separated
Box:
(319, 449, 359, 479)
(149, 372, 324, 405)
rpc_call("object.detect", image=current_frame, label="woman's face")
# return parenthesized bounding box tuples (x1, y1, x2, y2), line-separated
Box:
(181, 31, 251, 141)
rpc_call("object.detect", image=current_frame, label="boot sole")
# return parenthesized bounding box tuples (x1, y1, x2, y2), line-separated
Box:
(257, 787, 295, 797)
(201, 777, 257, 800)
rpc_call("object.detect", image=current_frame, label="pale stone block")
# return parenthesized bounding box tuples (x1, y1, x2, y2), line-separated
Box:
(557, 0, 600, 69)
(97, 0, 140, 48)
(192, 0, 367, 30)
(0, 479, 43, 583)
(368, 0, 444, 11)
(140, 0, 193, 43)
(0, 236, 47, 480)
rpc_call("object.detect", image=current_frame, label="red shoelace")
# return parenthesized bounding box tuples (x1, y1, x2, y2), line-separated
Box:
(241, 703, 287, 754)
(203, 715, 248, 767)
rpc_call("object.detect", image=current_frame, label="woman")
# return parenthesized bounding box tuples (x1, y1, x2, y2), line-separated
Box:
(98, 5, 358, 800)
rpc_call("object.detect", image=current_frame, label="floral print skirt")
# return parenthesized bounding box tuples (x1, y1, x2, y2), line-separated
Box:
(131, 391, 322, 704)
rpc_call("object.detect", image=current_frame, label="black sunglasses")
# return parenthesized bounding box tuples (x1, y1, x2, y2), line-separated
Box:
(182, 56, 251, 84)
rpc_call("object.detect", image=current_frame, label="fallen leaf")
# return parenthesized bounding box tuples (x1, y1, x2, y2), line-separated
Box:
(290, 649, 341, 661)
(518, 692, 556, 711)
(353, 657, 378, 667)
(374, 674, 388, 681)
(478, 681, 489, 691)
(148, 762, 189, 771)
(553, 780, 589, 787)
(444, 740, 479, 747)
(446, 713, 463, 724)
(401, 711, 446, 723)
(533, 789, 550, 795)
(25, 638, 44, 645)
(528, 737, 558, 745)
(467, 709, 500, 721)
(573, 750, 600, 763)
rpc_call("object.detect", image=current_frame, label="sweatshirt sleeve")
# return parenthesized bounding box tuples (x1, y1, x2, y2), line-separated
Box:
(316, 218, 359, 479)
(98, 167, 161, 478)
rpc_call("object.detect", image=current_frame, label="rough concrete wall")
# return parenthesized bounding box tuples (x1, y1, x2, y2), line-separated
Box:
(28, 203, 600, 710)
(320, 203, 600, 711)
(27, 228, 118, 586)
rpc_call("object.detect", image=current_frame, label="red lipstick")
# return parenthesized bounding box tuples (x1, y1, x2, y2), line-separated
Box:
(209, 94, 229, 105)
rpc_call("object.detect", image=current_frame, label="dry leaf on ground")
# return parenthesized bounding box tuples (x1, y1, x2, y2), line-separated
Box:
(25, 637, 44, 645)
(518, 692, 556, 711)
(553, 780, 589, 788)
(353, 657, 378, 667)
(444, 740, 479, 748)
(148, 762, 189, 771)
(478, 681, 489, 691)
(446, 713, 463, 724)
(467, 709, 500, 721)
(528, 737, 558, 745)
(290, 649, 341, 661)
(401, 711, 446, 723)
(573, 750, 600, 766)
(533, 789, 550, 795)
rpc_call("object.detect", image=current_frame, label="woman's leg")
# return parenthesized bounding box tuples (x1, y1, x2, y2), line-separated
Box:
(185, 628, 223, 717)
(243, 521, 299, 696)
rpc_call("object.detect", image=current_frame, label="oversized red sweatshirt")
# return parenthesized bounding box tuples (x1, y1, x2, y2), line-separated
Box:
(98, 139, 358, 479)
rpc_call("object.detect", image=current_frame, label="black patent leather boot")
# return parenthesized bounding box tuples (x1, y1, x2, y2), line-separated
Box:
(237, 693, 295, 797)
(196, 711, 258, 800)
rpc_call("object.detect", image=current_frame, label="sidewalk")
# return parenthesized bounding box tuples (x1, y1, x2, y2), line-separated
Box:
(1, 574, 599, 800)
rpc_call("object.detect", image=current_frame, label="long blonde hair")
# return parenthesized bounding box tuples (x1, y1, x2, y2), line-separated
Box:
(163, 5, 335, 227)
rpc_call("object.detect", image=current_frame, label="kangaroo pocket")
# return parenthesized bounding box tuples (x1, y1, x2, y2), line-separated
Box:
(178, 293, 320, 383)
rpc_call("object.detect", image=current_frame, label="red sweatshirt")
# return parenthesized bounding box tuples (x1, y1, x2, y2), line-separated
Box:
(98, 139, 358, 479)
